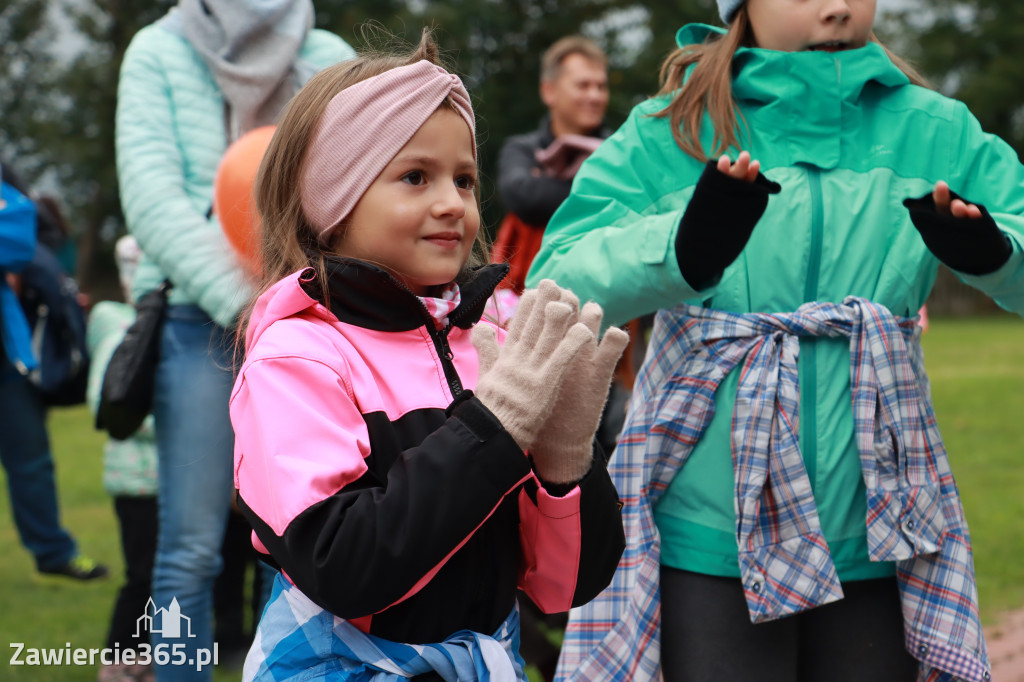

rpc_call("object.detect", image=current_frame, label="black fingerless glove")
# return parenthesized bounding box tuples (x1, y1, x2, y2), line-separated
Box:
(903, 190, 1012, 276)
(675, 160, 782, 290)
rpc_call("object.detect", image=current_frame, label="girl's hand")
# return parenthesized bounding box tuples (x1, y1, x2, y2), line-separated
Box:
(532, 298, 629, 486)
(903, 184, 1012, 275)
(933, 180, 983, 220)
(472, 280, 594, 454)
(676, 154, 781, 290)
(716, 151, 761, 183)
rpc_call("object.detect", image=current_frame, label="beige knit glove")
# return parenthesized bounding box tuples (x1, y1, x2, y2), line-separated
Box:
(472, 280, 594, 453)
(531, 301, 629, 484)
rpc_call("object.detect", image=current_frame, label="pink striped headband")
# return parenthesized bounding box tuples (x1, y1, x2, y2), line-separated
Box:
(300, 60, 476, 240)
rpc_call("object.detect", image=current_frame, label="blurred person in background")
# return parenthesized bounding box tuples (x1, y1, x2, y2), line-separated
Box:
(0, 158, 108, 583)
(114, 2, 354, 678)
(494, 35, 611, 296)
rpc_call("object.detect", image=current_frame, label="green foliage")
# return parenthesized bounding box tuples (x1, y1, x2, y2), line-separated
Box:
(315, 0, 715, 230)
(1, 0, 716, 274)
(0, 0, 175, 294)
(878, 0, 1024, 157)
(0, 1, 63, 179)
(918, 316, 1024, 622)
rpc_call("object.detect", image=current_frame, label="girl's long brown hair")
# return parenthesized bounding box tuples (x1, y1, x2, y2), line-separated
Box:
(234, 28, 489, 353)
(654, 7, 929, 161)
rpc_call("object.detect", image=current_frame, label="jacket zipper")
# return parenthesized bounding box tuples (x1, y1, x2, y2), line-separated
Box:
(438, 270, 508, 399)
(428, 323, 464, 399)
(802, 168, 823, 489)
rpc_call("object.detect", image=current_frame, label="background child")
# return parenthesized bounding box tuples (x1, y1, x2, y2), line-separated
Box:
(229, 31, 627, 680)
(87, 236, 158, 682)
(527, 1, 1024, 681)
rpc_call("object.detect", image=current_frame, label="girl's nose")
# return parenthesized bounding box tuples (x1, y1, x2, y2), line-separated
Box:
(432, 183, 467, 219)
(822, 0, 852, 23)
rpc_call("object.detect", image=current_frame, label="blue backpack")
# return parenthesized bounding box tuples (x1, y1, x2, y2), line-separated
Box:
(18, 243, 90, 406)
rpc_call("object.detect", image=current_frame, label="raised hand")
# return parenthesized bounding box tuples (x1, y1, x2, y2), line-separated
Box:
(903, 182, 1011, 276)
(716, 150, 761, 183)
(675, 151, 781, 291)
(531, 300, 629, 485)
(932, 180, 983, 220)
(472, 280, 594, 453)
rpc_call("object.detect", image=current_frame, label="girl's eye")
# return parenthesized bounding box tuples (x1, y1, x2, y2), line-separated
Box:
(402, 171, 425, 186)
(455, 175, 476, 190)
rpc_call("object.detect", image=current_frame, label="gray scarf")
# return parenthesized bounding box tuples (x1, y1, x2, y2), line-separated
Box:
(158, 0, 316, 140)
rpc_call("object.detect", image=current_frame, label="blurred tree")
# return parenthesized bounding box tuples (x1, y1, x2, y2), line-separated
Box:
(0, 0, 175, 296)
(0, 1, 62, 181)
(317, 0, 715, 231)
(878, 0, 1024, 157)
(2, 0, 718, 295)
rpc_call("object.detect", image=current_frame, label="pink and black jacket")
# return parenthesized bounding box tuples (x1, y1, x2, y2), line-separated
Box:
(230, 258, 625, 644)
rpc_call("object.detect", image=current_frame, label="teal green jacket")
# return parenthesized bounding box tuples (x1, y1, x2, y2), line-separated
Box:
(115, 23, 354, 328)
(85, 301, 158, 497)
(527, 24, 1024, 580)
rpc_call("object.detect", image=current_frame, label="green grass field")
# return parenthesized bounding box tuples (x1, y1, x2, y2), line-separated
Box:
(0, 315, 1021, 681)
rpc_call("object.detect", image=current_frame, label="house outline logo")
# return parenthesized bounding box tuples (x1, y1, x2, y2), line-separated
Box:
(134, 597, 196, 639)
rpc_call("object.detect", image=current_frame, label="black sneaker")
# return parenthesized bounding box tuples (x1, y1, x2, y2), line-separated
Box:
(40, 555, 109, 581)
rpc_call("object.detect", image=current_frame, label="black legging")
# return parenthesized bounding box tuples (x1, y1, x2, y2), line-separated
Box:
(659, 567, 918, 682)
(105, 495, 159, 654)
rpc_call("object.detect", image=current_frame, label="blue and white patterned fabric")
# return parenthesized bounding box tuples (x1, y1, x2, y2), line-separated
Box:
(557, 297, 990, 682)
(244, 573, 527, 681)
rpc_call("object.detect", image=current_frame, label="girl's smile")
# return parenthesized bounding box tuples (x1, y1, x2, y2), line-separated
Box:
(423, 230, 464, 249)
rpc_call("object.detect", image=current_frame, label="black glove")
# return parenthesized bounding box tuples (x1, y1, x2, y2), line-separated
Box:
(903, 190, 1012, 276)
(675, 160, 781, 290)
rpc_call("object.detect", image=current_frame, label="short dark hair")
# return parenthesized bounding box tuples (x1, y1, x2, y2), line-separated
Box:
(540, 36, 607, 83)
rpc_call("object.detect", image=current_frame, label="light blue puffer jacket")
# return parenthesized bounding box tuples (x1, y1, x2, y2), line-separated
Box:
(115, 23, 354, 327)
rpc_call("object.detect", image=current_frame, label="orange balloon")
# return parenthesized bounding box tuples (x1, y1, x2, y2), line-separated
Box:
(214, 125, 276, 271)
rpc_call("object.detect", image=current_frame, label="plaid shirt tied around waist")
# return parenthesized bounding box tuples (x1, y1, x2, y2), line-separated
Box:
(558, 298, 990, 682)
(245, 573, 526, 681)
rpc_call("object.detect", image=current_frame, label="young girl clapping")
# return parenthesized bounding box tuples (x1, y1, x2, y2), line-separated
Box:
(229, 31, 627, 681)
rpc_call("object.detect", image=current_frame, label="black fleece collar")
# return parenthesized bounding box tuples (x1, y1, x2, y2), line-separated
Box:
(301, 257, 509, 332)
(537, 114, 613, 146)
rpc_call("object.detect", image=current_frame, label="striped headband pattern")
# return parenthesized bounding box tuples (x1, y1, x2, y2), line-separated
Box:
(300, 60, 476, 240)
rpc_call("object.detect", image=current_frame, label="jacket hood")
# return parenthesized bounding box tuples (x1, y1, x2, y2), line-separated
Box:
(676, 23, 908, 100)
(674, 23, 911, 170)
(243, 268, 327, 356)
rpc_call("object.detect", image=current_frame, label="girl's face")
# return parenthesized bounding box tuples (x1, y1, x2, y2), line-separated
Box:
(337, 108, 480, 296)
(745, 0, 876, 52)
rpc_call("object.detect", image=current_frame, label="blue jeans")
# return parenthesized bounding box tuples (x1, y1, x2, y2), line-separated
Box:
(151, 305, 235, 682)
(0, 360, 78, 570)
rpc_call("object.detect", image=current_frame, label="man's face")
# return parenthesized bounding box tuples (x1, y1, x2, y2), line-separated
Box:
(541, 53, 609, 137)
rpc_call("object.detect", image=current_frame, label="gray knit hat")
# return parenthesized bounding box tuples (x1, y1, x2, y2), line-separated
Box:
(718, 0, 743, 23)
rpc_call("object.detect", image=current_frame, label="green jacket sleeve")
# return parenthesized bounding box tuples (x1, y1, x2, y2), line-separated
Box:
(948, 101, 1024, 315)
(115, 28, 354, 328)
(85, 301, 135, 416)
(525, 105, 709, 328)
